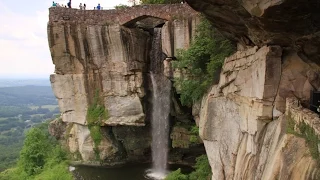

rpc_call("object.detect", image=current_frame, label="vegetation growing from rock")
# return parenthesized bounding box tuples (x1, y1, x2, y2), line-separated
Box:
(165, 155, 211, 180)
(173, 18, 235, 106)
(114, 4, 129, 9)
(286, 114, 320, 165)
(165, 168, 188, 180)
(87, 89, 108, 160)
(189, 126, 199, 143)
(0, 122, 72, 180)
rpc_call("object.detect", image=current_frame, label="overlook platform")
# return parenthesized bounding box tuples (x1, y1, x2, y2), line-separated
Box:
(48, 4, 198, 26)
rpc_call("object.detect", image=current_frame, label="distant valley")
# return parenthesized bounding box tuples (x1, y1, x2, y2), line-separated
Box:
(0, 81, 58, 171)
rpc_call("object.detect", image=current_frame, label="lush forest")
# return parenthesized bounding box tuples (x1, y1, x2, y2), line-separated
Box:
(0, 85, 59, 172)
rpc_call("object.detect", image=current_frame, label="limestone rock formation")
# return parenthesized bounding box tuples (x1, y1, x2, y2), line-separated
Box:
(49, 24, 149, 127)
(183, 1, 320, 179)
(48, 5, 200, 164)
(186, 0, 320, 64)
(198, 46, 320, 180)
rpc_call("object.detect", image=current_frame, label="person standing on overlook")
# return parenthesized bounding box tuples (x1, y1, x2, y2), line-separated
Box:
(52, 1, 56, 7)
(79, 3, 83, 10)
(97, 3, 101, 10)
(67, 0, 71, 8)
(83, 3, 86, 10)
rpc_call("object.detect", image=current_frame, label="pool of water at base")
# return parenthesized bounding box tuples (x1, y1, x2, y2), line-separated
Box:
(73, 163, 193, 180)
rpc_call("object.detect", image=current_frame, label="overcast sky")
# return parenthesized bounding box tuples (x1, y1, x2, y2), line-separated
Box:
(0, 0, 131, 79)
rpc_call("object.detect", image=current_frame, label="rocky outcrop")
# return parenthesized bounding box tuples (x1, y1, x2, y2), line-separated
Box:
(183, 1, 320, 178)
(49, 24, 149, 127)
(198, 46, 320, 180)
(186, 0, 320, 64)
(48, 6, 200, 164)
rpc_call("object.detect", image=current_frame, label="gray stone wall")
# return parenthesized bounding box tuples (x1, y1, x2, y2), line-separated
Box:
(49, 4, 198, 25)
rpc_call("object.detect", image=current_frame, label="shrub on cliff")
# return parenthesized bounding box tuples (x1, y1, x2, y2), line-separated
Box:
(86, 89, 108, 160)
(165, 168, 188, 180)
(165, 155, 211, 180)
(173, 18, 235, 106)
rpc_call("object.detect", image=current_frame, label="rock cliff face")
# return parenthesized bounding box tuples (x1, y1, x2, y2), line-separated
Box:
(48, 5, 201, 164)
(183, 1, 320, 179)
(196, 46, 320, 179)
(186, 0, 320, 64)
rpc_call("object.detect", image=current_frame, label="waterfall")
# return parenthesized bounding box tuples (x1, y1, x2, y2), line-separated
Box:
(147, 28, 171, 179)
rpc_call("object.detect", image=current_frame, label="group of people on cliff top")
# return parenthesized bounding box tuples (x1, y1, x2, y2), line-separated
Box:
(52, 1, 102, 10)
(52, 1, 72, 8)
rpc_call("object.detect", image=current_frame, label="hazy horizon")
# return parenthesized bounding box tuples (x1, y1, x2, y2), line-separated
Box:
(0, 74, 51, 79)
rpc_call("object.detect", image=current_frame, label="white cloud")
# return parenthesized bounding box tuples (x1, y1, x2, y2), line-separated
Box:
(0, 2, 53, 78)
(0, 0, 133, 78)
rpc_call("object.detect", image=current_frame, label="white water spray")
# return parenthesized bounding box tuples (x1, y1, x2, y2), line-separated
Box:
(146, 28, 171, 180)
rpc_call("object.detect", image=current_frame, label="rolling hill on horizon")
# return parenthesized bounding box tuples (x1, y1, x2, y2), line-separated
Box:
(0, 85, 56, 106)
(0, 79, 51, 87)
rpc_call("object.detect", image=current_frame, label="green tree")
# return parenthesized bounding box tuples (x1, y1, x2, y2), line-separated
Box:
(165, 168, 188, 180)
(18, 127, 51, 175)
(189, 155, 211, 180)
(173, 18, 235, 106)
(0, 122, 72, 180)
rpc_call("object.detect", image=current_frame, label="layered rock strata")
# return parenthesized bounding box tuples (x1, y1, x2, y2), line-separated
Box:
(186, 0, 320, 64)
(48, 6, 200, 163)
(197, 46, 320, 180)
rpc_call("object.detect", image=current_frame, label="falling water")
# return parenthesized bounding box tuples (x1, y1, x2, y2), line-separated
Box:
(147, 28, 171, 179)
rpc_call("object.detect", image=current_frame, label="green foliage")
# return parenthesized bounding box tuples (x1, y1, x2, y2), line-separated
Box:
(286, 114, 320, 165)
(0, 122, 72, 180)
(165, 168, 188, 180)
(114, 4, 129, 9)
(190, 126, 199, 134)
(173, 18, 235, 106)
(189, 155, 211, 180)
(0, 168, 28, 180)
(89, 126, 102, 146)
(87, 89, 108, 160)
(19, 127, 51, 175)
(140, 0, 181, 4)
(165, 155, 211, 180)
(286, 113, 296, 135)
(87, 90, 107, 126)
(89, 125, 102, 160)
(0, 85, 58, 172)
(33, 162, 72, 180)
(297, 121, 320, 162)
(189, 126, 199, 143)
(189, 135, 198, 143)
